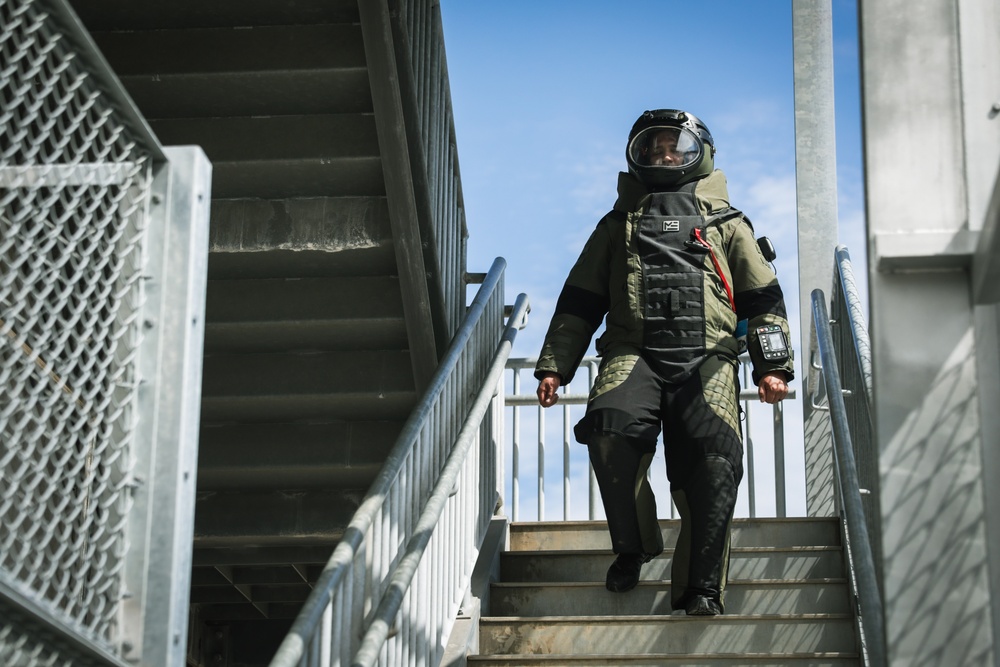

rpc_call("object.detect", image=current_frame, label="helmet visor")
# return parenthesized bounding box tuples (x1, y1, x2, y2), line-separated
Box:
(627, 126, 702, 170)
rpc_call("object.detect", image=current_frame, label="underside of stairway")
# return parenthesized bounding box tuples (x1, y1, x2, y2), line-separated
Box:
(466, 518, 862, 667)
(68, 1, 453, 664)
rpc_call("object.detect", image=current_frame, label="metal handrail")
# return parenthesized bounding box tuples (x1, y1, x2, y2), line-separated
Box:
(811, 290, 887, 667)
(504, 357, 797, 521)
(831, 245, 882, 583)
(836, 245, 873, 402)
(353, 293, 529, 666)
(269, 258, 525, 667)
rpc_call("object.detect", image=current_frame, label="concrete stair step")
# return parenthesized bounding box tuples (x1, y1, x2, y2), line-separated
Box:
(189, 544, 338, 621)
(120, 69, 371, 118)
(88, 24, 364, 74)
(195, 601, 304, 622)
(149, 115, 382, 199)
(92, 25, 368, 119)
(200, 349, 416, 423)
(501, 547, 844, 582)
(472, 519, 857, 664)
(478, 615, 857, 656)
(192, 545, 333, 568)
(193, 487, 359, 547)
(468, 653, 860, 666)
(197, 420, 401, 490)
(490, 580, 850, 617)
(509, 519, 840, 551)
(189, 583, 311, 606)
(69, 0, 358, 30)
(204, 275, 406, 353)
(189, 484, 350, 624)
(146, 115, 377, 160)
(207, 196, 395, 279)
(190, 564, 323, 587)
(208, 245, 398, 281)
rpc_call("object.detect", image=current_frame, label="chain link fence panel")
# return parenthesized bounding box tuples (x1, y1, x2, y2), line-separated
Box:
(1, 0, 158, 663)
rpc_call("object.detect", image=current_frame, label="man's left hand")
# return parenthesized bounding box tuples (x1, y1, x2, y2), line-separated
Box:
(758, 371, 789, 404)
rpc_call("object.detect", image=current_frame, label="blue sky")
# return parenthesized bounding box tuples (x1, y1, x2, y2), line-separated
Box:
(439, 1, 866, 518)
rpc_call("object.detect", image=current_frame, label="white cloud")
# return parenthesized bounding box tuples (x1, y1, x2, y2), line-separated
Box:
(712, 98, 788, 136)
(567, 149, 622, 219)
(734, 173, 798, 229)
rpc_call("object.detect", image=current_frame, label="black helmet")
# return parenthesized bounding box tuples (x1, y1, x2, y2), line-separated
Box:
(626, 109, 716, 189)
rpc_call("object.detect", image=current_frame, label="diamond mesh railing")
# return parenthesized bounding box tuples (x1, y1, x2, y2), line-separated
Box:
(1, 0, 152, 643)
(1, 1, 209, 665)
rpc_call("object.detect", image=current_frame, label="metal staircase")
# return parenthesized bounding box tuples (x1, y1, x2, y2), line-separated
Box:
(65, 0, 465, 663)
(0, 2, 880, 665)
(469, 518, 860, 666)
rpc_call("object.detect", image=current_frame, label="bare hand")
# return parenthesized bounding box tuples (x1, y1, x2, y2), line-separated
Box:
(537, 373, 562, 408)
(758, 371, 789, 404)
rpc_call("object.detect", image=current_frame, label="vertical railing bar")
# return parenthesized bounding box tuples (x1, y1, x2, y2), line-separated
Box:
(505, 369, 516, 518)
(742, 363, 756, 518)
(586, 360, 598, 520)
(589, 462, 598, 521)
(537, 404, 545, 521)
(320, 603, 331, 667)
(563, 401, 571, 520)
(773, 400, 787, 518)
(332, 590, 344, 667)
(512, 370, 520, 522)
(505, 357, 794, 524)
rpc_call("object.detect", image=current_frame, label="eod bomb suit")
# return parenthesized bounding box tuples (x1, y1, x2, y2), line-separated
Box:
(534, 110, 794, 616)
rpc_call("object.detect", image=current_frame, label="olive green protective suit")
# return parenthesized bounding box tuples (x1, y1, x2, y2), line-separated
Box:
(534, 168, 794, 611)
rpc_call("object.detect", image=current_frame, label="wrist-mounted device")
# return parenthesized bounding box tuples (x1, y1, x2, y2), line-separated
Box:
(756, 324, 789, 361)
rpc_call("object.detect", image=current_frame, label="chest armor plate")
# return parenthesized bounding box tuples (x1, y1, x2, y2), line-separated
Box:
(635, 186, 711, 383)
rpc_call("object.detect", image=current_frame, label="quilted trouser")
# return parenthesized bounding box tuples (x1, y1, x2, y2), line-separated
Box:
(577, 352, 743, 611)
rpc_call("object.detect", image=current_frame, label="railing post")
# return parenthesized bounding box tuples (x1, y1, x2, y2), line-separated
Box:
(773, 400, 787, 518)
(793, 0, 840, 518)
(812, 290, 887, 667)
(505, 358, 795, 521)
(537, 405, 545, 521)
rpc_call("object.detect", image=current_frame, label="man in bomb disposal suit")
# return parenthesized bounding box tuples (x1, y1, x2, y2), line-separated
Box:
(535, 109, 794, 616)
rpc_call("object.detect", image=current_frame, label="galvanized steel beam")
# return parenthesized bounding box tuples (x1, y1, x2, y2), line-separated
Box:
(792, 0, 839, 518)
(358, 0, 439, 391)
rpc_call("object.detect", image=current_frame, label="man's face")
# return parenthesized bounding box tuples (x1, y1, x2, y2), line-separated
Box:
(646, 129, 684, 166)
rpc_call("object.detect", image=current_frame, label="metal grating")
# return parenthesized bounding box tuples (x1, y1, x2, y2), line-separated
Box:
(1, 0, 153, 660)
(0, 623, 106, 667)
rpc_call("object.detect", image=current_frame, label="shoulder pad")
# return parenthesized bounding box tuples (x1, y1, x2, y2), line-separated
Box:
(705, 207, 745, 227)
(597, 209, 625, 227)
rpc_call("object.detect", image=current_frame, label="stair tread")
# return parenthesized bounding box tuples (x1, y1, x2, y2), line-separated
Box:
(493, 578, 848, 587)
(510, 518, 838, 528)
(481, 613, 854, 622)
(503, 546, 842, 555)
(467, 652, 862, 666)
(471, 652, 861, 657)
(468, 656, 861, 666)
(508, 518, 842, 551)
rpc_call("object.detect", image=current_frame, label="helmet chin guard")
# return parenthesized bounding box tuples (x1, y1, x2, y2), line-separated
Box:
(627, 109, 715, 189)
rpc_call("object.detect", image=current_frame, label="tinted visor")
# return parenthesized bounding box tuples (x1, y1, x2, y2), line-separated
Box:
(627, 126, 702, 170)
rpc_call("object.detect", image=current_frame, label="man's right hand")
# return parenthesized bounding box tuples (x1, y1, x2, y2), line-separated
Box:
(536, 372, 562, 408)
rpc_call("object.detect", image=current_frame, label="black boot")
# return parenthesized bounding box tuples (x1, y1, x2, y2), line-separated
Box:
(685, 594, 722, 616)
(606, 552, 653, 593)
